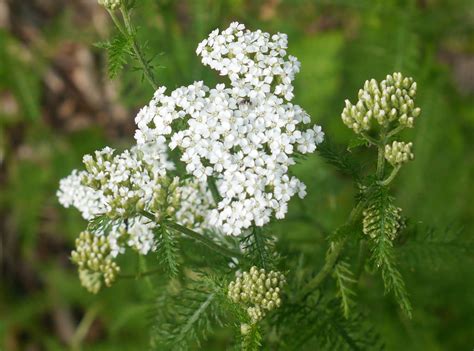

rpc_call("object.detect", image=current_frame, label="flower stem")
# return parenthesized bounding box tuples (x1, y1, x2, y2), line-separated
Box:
(164, 220, 243, 260)
(299, 199, 366, 297)
(379, 165, 401, 186)
(207, 176, 222, 205)
(108, 7, 158, 90)
(386, 124, 406, 139)
(139, 210, 242, 259)
(118, 268, 162, 279)
(376, 130, 387, 179)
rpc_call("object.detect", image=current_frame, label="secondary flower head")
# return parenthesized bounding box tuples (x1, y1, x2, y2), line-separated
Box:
(135, 22, 324, 235)
(384, 141, 414, 166)
(228, 266, 286, 323)
(71, 231, 120, 293)
(58, 139, 216, 262)
(341, 72, 421, 134)
(98, 0, 121, 10)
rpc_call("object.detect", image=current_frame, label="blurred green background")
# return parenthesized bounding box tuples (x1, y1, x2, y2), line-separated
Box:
(1, 0, 473, 350)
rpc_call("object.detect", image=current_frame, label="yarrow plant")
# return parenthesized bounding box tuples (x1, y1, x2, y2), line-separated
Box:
(57, 1, 426, 349)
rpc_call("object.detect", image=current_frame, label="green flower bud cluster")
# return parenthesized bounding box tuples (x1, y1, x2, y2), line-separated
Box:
(81, 147, 170, 219)
(363, 202, 401, 240)
(71, 231, 120, 294)
(228, 266, 286, 323)
(384, 141, 414, 166)
(151, 176, 181, 221)
(98, 0, 121, 10)
(341, 72, 421, 134)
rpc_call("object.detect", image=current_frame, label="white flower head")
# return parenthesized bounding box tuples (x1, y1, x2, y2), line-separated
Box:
(135, 22, 324, 235)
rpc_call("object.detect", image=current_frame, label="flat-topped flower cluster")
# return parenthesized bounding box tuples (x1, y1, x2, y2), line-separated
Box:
(135, 22, 324, 235)
(58, 142, 214, 258)
(58, 22, 323, 291)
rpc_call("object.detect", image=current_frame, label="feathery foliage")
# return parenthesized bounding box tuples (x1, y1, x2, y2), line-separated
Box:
(317, 137, 363, 181)
(95, 34, 131, 78)
(333, 259, 357, 319)
(151, 275, 224, 350)
(275, 296, 384, 351)
(155, 225, 180, 277)
(365, 185, 412, 317)
(240, 227, 278, 270)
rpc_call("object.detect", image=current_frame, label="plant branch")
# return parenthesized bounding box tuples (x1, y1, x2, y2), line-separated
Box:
(300, 199, 367, 297)
(118, 268, 162, 279)
(360, 132, 379, 146)
(207, 176, 222, 204)
(109, 7, 158, 90)
(165, 220, 243, 260)
(376, 130, 387, 179)
(386, 124, 406, 139)
(140, 210, 242, 259)
(379, 165, 401, 186)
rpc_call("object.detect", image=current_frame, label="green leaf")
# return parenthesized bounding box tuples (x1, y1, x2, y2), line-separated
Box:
(151, 276, 223, 350)
(333, 260, 357, 319)
(365, 185, 412, 317)
(96, 34, 132, 79)
(317, 137, 362, 181)
(155, 225, 180, 277)
(347, 137, 368, 151)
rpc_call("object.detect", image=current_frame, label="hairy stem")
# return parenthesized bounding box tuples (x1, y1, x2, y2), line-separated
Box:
(376, 130, 387, 179)
(140, 210, 242, 259)
(109, 7, 158, 90)
(379, 165, 401, 186)
(165, 220, 243, 259)
(300, 199, 366, 297)
(118, 268, 162, 279)
(207, 176, 222, 204)
(386, 124, 406, 139)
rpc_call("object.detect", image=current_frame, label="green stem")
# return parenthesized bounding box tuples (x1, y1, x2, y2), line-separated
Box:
(360, 132, 379, 146)
(355, 240, 368, 280)
(70, 304, 100, 351)
(301, 239, 346, 296)
(118, 268, 162, 279)
(165, 220, 243, 260)
(207, 176, 222, 205)
(139, 211, 242, 259)
(376, 145, 385, 179)
(376, 130, 387, 179)
(379, 165, 401, 186)
(117, 7, 158, 90)
(386, 124, 406, 139)
(300, 199, 366, 297)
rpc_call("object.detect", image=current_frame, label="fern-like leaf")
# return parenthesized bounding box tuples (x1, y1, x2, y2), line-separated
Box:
(241, 323, 262, 351)
(396, 224, 473, 270)
(155, 225, 180, 277)
(151, 277, 223, 350)
(275, 296, 384, 351)
(240, 227, 278, 270)
(95, 33, 131, 78)
(365, 185, 412, 317)
(333, 260, 357, 319)
(317, 137, 363, 181)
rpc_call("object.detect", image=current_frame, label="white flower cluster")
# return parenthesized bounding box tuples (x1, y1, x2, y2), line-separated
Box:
(228, 266, 285, 323)
(341, 72, 421, 134)
(135, 22, 324, 235)
(58, 169, 108, 220)
(384, 141, 414, 166)
(98, 0, 121, 10)
(196, 22, 300, 101)
(81, 146, 169, 218)
(58, 142, 215, 258)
